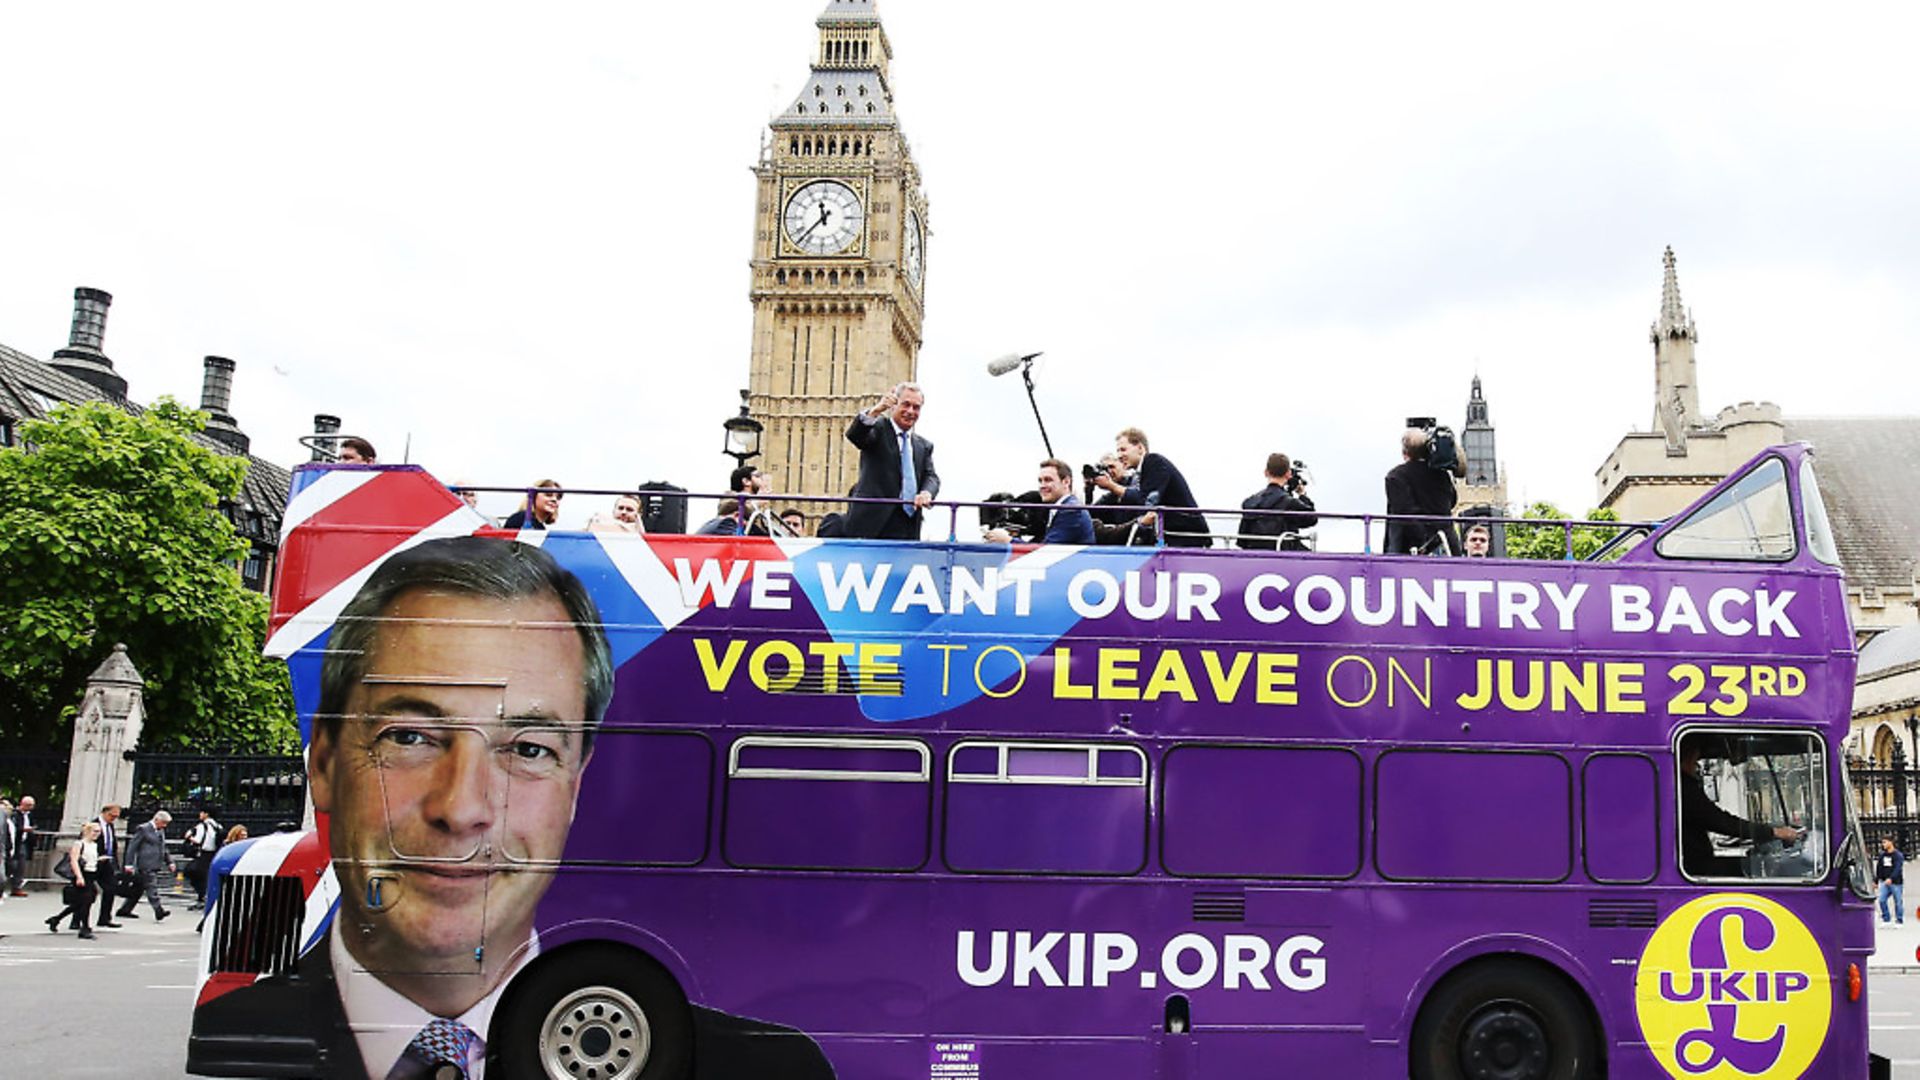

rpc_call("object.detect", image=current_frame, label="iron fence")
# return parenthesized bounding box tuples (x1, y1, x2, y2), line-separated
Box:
(0, 748, 68, 853)
(1850, 763, 1919, 852)
(125, 751, 306, 839)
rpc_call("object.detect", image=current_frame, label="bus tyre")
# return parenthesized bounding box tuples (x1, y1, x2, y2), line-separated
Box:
(494, 947, 693, 1080)
(1411, 958, 1598, 1080)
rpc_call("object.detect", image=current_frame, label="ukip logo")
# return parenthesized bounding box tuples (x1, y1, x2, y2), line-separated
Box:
(1636, 894, 1831, 1078)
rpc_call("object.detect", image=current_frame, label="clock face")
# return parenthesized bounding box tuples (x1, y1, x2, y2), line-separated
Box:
(783, 180, 864, 256)
(902, 209, 924, 287)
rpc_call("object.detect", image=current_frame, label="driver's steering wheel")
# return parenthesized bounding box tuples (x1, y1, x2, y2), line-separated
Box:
(1743, 829, 1811, 878)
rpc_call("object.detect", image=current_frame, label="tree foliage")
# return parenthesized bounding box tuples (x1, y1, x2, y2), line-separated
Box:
(0, 399, 295, 751)
(1503, 501, 1623, 561)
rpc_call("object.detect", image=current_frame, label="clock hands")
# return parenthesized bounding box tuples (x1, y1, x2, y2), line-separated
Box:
(794, 201, 834, 246)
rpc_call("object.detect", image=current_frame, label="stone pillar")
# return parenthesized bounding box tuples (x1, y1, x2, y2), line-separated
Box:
(59, 644, 146, 833)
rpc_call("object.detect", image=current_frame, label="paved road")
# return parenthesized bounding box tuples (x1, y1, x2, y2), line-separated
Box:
(4, 886, 1920, 1077)
(0, 885, 199, 1078)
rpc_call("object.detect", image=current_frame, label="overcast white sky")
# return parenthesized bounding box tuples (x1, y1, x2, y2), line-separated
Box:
(2, 2, 1916, 540)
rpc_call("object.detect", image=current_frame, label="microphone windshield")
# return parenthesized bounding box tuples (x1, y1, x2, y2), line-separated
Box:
(986, 352, 1038, 377)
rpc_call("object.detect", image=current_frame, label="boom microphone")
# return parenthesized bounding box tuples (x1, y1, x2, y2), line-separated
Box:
(986, 351, 1042, 377)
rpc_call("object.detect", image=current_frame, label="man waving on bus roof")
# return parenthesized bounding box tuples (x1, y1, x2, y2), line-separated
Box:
(193, 537, 834, 1079)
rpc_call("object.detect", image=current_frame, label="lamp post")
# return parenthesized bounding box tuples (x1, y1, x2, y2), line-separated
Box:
(1895, 738, 1911, 854)
(722, 388, 763, 469)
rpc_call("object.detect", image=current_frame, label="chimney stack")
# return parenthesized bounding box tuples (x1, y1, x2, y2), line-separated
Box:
(50, 286, 129, 399)
(199, 356, 236, 419)
(197, 356, 249, 455)
(311, 414, 342, 462)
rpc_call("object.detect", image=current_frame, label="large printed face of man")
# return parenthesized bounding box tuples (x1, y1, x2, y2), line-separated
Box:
(310, 586, 593, 975)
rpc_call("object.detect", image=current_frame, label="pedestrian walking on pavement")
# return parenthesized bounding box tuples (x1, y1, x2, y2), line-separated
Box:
(185, 809, 222, 910)
(118, 810, 175, 922)
(85, 805, 124, 929)
(1878, 836, 1906, 925)
(47, 821, 103, 939)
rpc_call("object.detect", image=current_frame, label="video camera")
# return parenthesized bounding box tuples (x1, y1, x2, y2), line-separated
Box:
(980, 490, 1049, 541)
(1405, 417, 1459, 473)
(1285, 460, 1310, 495)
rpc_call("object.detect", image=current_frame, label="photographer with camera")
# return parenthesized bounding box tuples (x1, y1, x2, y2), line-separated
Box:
(1237, 453, 1318, 551)
(1384, 421, 1467, 555)
(1078, 451, 1155, 545)
(985, 459, 1094, 545)
(1084, 453, 1137, 519)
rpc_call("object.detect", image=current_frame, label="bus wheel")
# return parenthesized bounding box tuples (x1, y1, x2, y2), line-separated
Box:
(1410, 958, 1598, 1080)
(494, 946, 693, 1080)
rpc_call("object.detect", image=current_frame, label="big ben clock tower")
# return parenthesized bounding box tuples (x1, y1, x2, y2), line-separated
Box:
(747, 0, 928, 503)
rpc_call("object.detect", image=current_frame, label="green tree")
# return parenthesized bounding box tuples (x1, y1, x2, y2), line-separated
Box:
(1503, 502, 1623, 561)
(0, 399, 295, 751)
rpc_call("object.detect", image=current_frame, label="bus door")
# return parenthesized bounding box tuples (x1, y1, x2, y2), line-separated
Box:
(357, 674, 507, 976)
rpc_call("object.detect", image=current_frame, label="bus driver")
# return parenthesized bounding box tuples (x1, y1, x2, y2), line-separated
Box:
(1678, 737, 1804, 879)
(196, 537, 832, 1079)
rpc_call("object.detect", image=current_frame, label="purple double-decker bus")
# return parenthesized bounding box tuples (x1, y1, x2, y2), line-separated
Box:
(188, 442, 1882, 1080)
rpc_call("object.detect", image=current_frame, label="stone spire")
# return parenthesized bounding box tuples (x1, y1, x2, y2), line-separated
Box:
(1653, 245, 1695, 342)
(1649, 246, 1701, 452)
(1461, 374, 1499, 489)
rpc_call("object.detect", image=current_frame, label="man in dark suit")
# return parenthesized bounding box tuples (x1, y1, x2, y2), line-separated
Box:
(84, 804, 123, 929)
(1115, 427, 1209, 547)
(117, 810, 175, 921)
(1237, 453, 1318, 551)
(189, 538, 836, 1079)
(9, 795, 36, 895)
(844, 382, 939, 540)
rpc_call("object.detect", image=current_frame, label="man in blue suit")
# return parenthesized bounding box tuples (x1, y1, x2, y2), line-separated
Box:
(986, 459, 1093, 545)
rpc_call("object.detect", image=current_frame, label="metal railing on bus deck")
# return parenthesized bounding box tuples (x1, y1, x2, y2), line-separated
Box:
(451, 483, 1658, 561)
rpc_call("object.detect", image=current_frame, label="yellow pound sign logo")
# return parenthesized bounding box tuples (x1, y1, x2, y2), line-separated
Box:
(1635, 893, 1831, 1078)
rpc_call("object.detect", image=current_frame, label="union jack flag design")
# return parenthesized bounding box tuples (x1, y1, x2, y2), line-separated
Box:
(199, 464, 1120, 1005)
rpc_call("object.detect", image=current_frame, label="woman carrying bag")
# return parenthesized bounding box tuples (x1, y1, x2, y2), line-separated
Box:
(46, 820, 102, 939)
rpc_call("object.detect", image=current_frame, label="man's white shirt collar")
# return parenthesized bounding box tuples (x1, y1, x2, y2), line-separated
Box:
(330, 919, 540, 1080)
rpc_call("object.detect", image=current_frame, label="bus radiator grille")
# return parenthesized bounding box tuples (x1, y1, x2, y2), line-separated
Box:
(1587, 899, 1658, 929)
(209, 874, 307, 975)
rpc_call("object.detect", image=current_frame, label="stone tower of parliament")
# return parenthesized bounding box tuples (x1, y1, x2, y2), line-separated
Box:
(745, 0, 928, 503)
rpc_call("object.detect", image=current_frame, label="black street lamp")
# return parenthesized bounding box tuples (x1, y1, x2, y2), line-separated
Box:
(722, 388, 763, 468)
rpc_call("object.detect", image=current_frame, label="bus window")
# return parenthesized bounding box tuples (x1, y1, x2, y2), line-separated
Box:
(1162, 745, 1361, 879)
(723, 736, 930, 871)
(1655, 456, 1795, 561)
(1800, 456, 1842, 566)
(1581, 754, 1658, 883)
(944, 742, 1148, 875)
(1375, 750, 1572, 883)
(1676, 730, 1827, 882)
